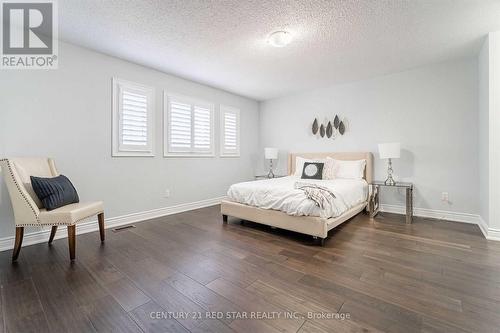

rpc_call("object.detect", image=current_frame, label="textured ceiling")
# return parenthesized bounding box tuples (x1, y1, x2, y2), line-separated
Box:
(59, 0, 500, 101)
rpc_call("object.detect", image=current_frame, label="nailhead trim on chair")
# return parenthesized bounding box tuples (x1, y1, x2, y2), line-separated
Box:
(1, 159, 41, 224)
(16, 211, 104, 227)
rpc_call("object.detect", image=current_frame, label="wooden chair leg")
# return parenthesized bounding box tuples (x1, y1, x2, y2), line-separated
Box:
(48, 226, 58, 244)
(98, 213, 105, 242)
(12, 227, 24, 262)
(67, 225, 76, 261)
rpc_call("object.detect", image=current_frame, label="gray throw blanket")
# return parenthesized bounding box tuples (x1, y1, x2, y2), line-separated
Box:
(294, 182, 336, 209)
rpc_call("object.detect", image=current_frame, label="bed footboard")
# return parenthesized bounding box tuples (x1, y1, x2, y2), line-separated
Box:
(221, 200, 366, 239)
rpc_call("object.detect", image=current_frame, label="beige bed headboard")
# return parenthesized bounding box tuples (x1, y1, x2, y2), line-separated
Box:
(288, 152, 374, 183)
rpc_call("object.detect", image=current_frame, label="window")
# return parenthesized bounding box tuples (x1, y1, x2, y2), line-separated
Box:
(112, 78, 155, 156)
(164, 93, 215, 157)
(220, 105, 240, 157)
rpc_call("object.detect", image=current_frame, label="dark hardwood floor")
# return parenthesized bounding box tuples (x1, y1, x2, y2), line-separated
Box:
(0, 205, 499, 333)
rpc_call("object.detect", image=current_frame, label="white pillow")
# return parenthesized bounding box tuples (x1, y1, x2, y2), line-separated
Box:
(294, 157, 335, 179)
(330, 158, 366, 179)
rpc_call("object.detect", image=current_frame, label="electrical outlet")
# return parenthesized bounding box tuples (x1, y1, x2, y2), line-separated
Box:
(164, 189, 171, 198)
(441, 192, 449, 202)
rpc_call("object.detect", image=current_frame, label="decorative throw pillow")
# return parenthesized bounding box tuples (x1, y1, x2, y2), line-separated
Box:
(30, 175, 80, 211)
(301, 162, 324, 180)
(294, 157, 329, 177)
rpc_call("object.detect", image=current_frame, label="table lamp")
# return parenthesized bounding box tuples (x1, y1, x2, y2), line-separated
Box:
(264, 147, 279, 178)
(378, 143, 400, 186)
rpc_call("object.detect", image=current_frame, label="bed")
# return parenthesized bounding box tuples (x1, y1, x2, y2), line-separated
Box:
(220, 152, 374, 245)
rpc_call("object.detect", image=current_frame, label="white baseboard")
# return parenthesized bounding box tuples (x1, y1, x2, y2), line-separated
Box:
(0, 196, 226, 252)
(380, 204, 480, 224)
(477, 216, 500, 241)
(380, 204, 500, 242)
(486, 227, 500, 241)
(477, 216, 489, 238)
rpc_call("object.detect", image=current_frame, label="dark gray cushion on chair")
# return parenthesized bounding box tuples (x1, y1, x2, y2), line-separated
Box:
(30, 175, 79, 211)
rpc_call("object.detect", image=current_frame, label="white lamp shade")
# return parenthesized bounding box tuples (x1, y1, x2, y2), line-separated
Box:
(378, 143, 401, 159)
(264, 147, 278, 160)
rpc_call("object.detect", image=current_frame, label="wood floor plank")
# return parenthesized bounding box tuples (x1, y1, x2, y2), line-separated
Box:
(59, 264, 109, 307)
(105, 277, 151, 312)
(190, 319, 238, 333)
(0, 252, 32, 285)
(128, 300, 188, 333)
(297, 321, 330, 333)
(420, 316, 471, 333)
(81, 257, 124, 285)
(0, 279, 4, 333)
(298, 319, 384, 333)
(165, 272, 245, 324)
(246, 279, 382, 333)
(256, 273, 345, 312)
(29, 264, 97, 333)
(207, 277, 304, 333)
(299, 268, 498, 332)
(229, 318, 282, 333)
(145, 280, 209, 331)
(82, 295, 142, 333)
(2, 278, 50, 333)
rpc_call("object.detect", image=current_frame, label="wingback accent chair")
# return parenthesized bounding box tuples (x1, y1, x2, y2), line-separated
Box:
(0, 158, 105, 261)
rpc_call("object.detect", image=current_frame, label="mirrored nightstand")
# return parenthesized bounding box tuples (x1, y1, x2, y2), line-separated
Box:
(369, 181, 414, 224)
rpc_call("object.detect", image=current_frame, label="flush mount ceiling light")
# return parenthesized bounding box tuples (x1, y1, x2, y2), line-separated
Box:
(267, 31, 292, 47)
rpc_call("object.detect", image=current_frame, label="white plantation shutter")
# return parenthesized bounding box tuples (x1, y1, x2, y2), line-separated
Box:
(220, 105, 240, 157)
(223, 112, 237, 150)
(193, 106, 212, 151)
(165, 93, 214, 156)
(112, 78, 155, 156)
(121, 90, 148, 146)
(169, 101, 192, 150)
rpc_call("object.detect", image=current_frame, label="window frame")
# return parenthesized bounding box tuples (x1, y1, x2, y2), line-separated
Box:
(163, 92, 215, 158)
(219, 105, 241, 157)
(112, 78, 155, 157)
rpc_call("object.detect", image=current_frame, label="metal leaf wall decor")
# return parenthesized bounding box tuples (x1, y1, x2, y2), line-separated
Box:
(312, 118, 319, 135)
(311, 114, 348, 139)
(319, 124, 325, 137)
(326, 121, 333, 138)
(333, 115, 340, 129)
(338, 121, 345, 135)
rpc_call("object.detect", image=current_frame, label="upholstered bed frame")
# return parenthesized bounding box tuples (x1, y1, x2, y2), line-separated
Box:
(220, 152, 373, 245)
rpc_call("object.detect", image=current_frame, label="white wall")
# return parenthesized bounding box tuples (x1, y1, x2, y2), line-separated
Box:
(479, 32, 500, 238)
(0, 42, 260, 238)
(260, 58, 479, 215)
(479, 37, 490, 227)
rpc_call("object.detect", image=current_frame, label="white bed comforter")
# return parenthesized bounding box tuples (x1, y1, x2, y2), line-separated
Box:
(227, 176, 368, 219)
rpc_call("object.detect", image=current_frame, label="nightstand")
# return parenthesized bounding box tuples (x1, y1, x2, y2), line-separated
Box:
(369, 181, 414, 224)
(254, 174, 287, 180)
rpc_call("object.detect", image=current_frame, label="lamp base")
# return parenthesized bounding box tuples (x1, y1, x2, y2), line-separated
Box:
(384, 177, 396, 186)
(267, 159, 275, 178)
(385, 158, 396, 186)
